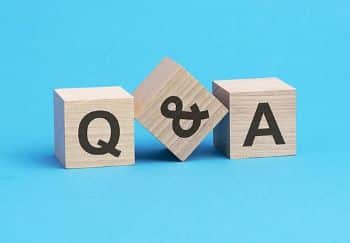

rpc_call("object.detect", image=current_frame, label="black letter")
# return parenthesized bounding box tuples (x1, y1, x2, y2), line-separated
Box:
(243, 103, 285, 146)
(78, 110, 121, 157)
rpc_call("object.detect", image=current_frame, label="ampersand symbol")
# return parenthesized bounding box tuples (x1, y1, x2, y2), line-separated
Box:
(160, 96, 209, 138)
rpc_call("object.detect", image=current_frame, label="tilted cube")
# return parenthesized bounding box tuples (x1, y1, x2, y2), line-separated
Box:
(133, 57, 228, 161)
(54, 86, 134, 168)
(213, 77, 296, 159)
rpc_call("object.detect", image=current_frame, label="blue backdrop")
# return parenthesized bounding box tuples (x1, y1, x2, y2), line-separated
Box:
(1, 0, 349, 242)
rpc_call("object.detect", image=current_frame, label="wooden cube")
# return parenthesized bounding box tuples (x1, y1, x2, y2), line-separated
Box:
(54, 86, 134, 168)
(133, 57, 228, 161)
(213, 77, 296, 159)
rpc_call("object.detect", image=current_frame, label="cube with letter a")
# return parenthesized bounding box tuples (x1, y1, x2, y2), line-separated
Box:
(133, 57, 228, 161)
(54, 86, 134, 168)
(213, 77, 296, 159)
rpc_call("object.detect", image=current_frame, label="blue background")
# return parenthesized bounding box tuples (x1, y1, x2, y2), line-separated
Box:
(1, 0, 349, 242)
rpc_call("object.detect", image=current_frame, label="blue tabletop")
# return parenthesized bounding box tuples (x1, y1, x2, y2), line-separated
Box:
(1, 0, 349, 242)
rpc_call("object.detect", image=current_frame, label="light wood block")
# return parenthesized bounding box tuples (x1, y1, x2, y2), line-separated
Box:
(133, 57, 228, 161)
(213, 77, 296, 159)
(54, 86, 134, 168)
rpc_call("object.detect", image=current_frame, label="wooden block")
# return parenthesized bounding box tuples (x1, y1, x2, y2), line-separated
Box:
(213, 77, 296, 159)
(133, 57, 228, 161)
(54, 86, 134, 168)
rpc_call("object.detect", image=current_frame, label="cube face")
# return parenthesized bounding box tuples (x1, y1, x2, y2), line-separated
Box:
(134, 58, 228, 161)
(54, 87, 134, 168)
(213, 78, 296, 159)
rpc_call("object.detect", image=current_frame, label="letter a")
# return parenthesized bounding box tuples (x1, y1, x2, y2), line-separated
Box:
(243, 102, 285, 146)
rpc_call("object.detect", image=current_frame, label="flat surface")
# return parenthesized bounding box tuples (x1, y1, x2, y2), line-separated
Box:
(1, 0, 350, 243)
(214, 77, 295, 93)
(55, 86, 133, 101)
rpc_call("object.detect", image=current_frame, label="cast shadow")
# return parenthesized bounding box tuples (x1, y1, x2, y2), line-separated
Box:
(27, 152, 63, 169)
(12, 144, 63, 169)
(135, 140, 227, 163)
(189, 142, 227, 161)
(135, 145, 178, 163)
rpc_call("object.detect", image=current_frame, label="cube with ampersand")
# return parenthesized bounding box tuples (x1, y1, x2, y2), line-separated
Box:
(133, 57, 228, 161)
